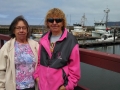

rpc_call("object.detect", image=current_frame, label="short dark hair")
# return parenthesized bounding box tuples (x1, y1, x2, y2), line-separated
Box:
(9, 15, 30, 38)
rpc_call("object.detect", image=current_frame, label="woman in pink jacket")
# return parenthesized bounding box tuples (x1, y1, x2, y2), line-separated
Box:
(34, 8, 81, 90)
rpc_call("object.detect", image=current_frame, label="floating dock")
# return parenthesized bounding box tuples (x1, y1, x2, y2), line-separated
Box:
(75, 36, 101, 40)
(79, 40, 120, 48)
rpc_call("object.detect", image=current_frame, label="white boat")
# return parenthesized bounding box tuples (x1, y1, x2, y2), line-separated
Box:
(92, 8, 111, 37)
(92, 21, 110, 37)
(71, 24, 87, 36)
(71, 14, 87, 36)
(32, 33, 43, 38)
(96, 33, 117, 42)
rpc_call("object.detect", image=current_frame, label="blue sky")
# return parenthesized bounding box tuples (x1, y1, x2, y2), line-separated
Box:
(0, 0, 120, 26)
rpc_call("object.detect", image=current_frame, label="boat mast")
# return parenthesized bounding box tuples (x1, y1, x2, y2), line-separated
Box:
(104, 8, 110, 29)
(81, 13, 86, 27)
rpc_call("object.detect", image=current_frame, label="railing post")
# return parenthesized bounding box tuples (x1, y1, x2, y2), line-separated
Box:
(0, 39, 4, 48)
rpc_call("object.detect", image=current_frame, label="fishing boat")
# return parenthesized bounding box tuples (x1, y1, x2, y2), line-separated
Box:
(31, 29, 43, 38)
(92, 8, 111, 37)
(32, 33, 43, 38)
(71, 24, 87, 36)
(71, 14, 88, 36)
(92, 21, 110, 37)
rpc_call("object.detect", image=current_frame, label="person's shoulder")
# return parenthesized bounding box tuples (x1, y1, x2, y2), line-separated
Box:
(41, 31, 49, 38)
(4, 39, 13, 46)
(67, 32, 78, 43)
(67, 32, 76, 39)
(28, 39, 39, 50)
(29, 39, 39, 45)
(67, 32, 74, 37)
(0, 39, 12, 50)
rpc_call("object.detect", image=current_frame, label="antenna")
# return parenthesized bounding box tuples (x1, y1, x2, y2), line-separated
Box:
(70, 14, 71, 26)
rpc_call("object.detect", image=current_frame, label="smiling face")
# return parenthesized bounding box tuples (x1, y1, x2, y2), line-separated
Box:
(14, 20, 28, 43)
(47, 16, 63, 35)
(45, 8, 67, 36)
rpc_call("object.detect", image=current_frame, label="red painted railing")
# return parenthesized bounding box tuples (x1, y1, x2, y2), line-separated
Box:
(80, 48, 120, 73)
(0, 34, 120, 90)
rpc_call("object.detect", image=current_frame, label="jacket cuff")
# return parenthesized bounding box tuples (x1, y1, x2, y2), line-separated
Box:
(33, 66, 40, 79)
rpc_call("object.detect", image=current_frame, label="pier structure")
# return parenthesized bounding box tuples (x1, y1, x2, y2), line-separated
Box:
(79, 40, 120, 48)
(0, 24, 120, 35)
(0, 25, 95, 35)
(0, 25, 48, 34)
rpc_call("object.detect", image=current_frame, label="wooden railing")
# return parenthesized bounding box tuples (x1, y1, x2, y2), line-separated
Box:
(0, 34, 120, 90)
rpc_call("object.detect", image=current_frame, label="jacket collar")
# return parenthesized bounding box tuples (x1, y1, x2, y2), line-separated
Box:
(41, 28, 68, 41)
(39, 28, 68, 58)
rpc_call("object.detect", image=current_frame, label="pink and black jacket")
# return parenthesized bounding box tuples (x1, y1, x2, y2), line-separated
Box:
(34, 29, 81, 90)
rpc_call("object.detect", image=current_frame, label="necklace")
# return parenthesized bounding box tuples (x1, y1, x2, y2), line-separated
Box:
(50, 42, 55, 53)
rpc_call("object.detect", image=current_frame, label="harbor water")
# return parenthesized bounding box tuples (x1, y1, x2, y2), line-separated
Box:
(79, 45, 120, 90)
(88, 45, 120, 55)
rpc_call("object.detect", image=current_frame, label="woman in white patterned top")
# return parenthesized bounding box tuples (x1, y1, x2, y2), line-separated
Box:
(0, 15, 39, 90)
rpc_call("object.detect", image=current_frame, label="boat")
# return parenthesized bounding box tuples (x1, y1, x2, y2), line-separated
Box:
(71, 24, 87, 36)
(96, 33, 117, 42)
(31, 29, 43, 38)
(92, 8, 111, 37)
(71, 14, 88, 36)
(32, 33, 43, 38)
(92, 21, 110, 37)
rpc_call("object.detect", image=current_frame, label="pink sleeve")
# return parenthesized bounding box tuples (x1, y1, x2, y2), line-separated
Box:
(33, 64, 40, 79)
(65, 44, 81, 90)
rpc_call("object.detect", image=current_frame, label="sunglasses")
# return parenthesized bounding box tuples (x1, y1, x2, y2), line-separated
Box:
(47, 18, 63, 23)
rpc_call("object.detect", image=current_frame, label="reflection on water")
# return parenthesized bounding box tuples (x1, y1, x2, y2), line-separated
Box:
(79, 63, 120, 90)
(88, 45, 120, 55)
(78, 39, 120, 55)
(79, 45, 120, 90)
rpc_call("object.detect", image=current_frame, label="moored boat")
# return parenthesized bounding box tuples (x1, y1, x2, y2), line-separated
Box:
(71, 14, 90, 36)
(32, 33, 43, 38)
(92, 8, 111, 37)
(96, 33, 117, 42)
(92, 21, 109, 37)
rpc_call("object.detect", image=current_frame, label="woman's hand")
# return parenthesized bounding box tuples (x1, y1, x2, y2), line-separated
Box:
(59, 85, 66, 90)
(36, 78, 39, 83)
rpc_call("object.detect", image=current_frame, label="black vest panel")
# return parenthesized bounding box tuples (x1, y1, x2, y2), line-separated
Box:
(40, 32, 78, 69)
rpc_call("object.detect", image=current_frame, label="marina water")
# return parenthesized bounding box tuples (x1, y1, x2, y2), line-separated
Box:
(88, 45, 120, 55)
(79, 45, 120, 90)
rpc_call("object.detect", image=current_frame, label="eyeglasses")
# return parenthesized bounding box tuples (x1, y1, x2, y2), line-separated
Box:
(47, 18, 63, 23)
(15, 26, 27, 30)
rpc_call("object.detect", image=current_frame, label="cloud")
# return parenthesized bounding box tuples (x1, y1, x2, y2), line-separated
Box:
(0, 14, 9, 18)
(0, 0, 120, 25)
